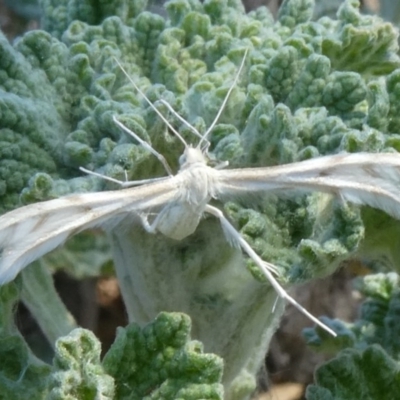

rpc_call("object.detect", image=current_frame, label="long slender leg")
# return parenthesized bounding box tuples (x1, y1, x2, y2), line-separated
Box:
(214, 161, 229, 170)
(205, 204, 337, 337)
(138, 213, 159, 234)
(79, 167, 169, 188)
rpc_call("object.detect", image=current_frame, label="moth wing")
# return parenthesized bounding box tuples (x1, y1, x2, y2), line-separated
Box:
(0, 180, 178, 284)
(215, 153, 400, 220)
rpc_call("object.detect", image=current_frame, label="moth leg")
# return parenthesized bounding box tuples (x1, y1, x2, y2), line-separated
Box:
(214, 161, 229, 170)
(206, 207, 279, 276)
(79, 167, 168, 188)
(204, 204, 337, 337)
(138, 213, 159, 234)
(113, 116, 173, 176)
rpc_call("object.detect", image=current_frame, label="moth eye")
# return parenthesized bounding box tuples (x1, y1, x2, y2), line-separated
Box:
(179, 154, 186, 165)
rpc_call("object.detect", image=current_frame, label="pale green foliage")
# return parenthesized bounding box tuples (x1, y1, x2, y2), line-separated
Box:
(306, 272, 400, 352)
(0, 297, 222, 399)
(48, 329, 115, 400)
(41, 232, 113, 278)
(0, 282, 52, 400)
(306, 345, 400, 400)
(356, 273, 400, 358)
(103, 312, 223, 400)
(0, 334, 52, 400)
(108, 220, 284, 399)
(305, 272, 400, 397)
(1, 0, 400, 398)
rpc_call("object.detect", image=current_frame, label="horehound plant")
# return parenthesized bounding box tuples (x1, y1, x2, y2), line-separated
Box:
(1, 0, 400, 399)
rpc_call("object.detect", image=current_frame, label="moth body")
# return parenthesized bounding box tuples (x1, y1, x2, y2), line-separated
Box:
(144, 147, 219, 240)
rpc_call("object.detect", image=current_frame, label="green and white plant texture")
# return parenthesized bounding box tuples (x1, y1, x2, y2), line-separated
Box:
(1, 0, 400, 398)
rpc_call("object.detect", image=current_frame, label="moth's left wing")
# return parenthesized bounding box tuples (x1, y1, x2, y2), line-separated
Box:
(215, 153, 400, 220)
(0, 178, 178, 284)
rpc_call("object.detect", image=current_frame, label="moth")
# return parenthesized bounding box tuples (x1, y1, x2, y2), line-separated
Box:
(2, 55, 400, 338)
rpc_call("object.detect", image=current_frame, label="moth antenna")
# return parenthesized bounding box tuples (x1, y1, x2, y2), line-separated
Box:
(113, 57, 188, 148)
(159, 99, 205, 143)
(198, 48, 249, 149)
(113, 116, 173, 176)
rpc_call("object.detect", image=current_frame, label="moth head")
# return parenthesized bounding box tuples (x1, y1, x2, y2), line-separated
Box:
(179, 146, 207, 169)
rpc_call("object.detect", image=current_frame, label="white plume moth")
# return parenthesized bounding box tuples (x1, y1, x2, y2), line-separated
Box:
(2, 53, 400, 337)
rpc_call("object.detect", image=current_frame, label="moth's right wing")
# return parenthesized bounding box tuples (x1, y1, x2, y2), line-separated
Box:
(215, 152, 400, 221)
(0, 178, 178, 284)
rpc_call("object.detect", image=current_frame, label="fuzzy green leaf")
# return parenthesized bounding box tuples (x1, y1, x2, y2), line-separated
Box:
(48, 328, 115, 400)
(102, 312, 223, 400)
(306, 345, 400, 400)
